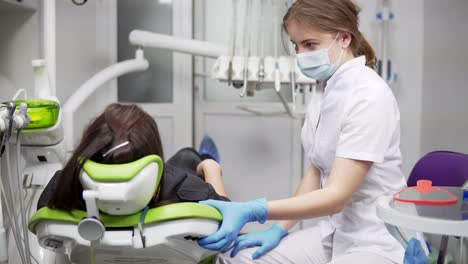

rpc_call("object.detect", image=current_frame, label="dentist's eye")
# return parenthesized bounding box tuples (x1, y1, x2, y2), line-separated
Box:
(305, 42, 318, 49)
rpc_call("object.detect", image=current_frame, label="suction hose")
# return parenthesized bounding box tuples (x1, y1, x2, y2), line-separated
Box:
(16, 130, 32, 264)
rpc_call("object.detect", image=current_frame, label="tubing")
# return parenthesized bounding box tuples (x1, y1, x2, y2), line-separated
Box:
(16, 131, 31, 264)
(230, 0, 238, 57)
(272, 0, 281, 93)
(3, 103, 26, 262)
(240, 0, 252, 97)
(228, 0, 239, 87)
(2, 147, 26, 263)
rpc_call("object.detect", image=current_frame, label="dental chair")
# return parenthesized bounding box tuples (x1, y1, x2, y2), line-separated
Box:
(28, 155, 221, 264)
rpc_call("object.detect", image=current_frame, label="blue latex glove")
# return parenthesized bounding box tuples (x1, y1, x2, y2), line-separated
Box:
(230, 224, 288, 259)
(404, 238, 429, 264)
(197, 198, 268, 252)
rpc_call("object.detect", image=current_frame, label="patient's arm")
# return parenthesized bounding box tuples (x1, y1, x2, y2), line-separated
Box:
(196, 159, 227, 197)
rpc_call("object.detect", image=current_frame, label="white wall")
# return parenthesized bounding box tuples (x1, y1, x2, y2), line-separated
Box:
(195, 0, 304, 231)
(56, 0, 193, 157)
(0, 3, 41, 260)
(0, 6, 40, 100)
(356, 0, 424, 176)
(0, 1, 116, 146)
(55, 0, 116, 144)
(0, 0, 117, 167)
(359, 0, 468, 175)
(54, 0, 427, 178)
(199, 0, 424, 184)
(117, 0, 173, 103)
(420, 0, 468, 155)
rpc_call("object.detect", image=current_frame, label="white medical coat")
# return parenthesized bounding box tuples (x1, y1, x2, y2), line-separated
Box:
(301, 56, 406, 263)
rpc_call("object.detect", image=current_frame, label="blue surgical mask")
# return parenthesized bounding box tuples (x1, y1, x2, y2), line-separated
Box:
(296, 34, 344, 81)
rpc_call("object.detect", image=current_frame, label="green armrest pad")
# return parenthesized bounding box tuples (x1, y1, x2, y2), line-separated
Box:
(29, 202, 222, 234)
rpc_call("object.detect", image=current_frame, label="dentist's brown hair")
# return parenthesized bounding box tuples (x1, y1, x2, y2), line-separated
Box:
(283, 0, 377, 69)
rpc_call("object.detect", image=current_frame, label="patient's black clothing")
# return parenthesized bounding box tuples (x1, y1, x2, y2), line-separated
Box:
(37, 148, 229, 210)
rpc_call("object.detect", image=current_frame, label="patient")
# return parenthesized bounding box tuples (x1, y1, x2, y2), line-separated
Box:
(37, 103, 229, 211)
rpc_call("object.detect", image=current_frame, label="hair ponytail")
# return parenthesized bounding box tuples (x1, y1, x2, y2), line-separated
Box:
(357, 32, 377, 69)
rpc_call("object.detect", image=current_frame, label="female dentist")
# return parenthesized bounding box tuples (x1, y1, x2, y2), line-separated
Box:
(199, 0, 407, 263)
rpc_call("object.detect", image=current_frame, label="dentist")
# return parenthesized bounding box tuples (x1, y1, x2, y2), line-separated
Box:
(199, 0, 406, 263)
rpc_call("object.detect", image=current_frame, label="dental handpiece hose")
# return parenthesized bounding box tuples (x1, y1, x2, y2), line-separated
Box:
(0, 104, 5, 156)
(0, 103, 27, 263)
(16, 130, 32, 264)
(15, 103, 32, 264)
(5, 146, 27, 264)
(0, 162, 25, 263)
(0, 103, 15, 157)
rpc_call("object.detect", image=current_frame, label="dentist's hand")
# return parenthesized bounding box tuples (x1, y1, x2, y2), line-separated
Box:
(197, 199, 268, 252)
(230, 224, 288, 259)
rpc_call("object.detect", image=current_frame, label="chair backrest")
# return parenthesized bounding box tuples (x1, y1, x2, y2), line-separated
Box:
(407, 151, 468, 187)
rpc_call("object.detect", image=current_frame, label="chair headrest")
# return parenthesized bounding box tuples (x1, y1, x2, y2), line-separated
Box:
(83, 155, 161, 182)
(80, 155, 163, 215)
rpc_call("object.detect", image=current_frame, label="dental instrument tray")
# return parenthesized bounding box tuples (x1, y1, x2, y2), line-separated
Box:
(393, 180, 458, 205)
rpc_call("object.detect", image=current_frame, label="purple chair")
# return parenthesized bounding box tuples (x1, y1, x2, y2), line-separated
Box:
(407, 151, 468, 187)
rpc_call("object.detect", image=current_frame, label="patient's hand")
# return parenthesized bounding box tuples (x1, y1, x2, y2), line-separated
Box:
(196, 160, 226, 196)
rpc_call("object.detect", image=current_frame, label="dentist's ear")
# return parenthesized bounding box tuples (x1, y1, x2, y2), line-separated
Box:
(340, 32, 353, 49)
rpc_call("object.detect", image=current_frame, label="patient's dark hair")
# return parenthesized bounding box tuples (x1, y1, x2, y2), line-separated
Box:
(48, 103, 164, 210)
